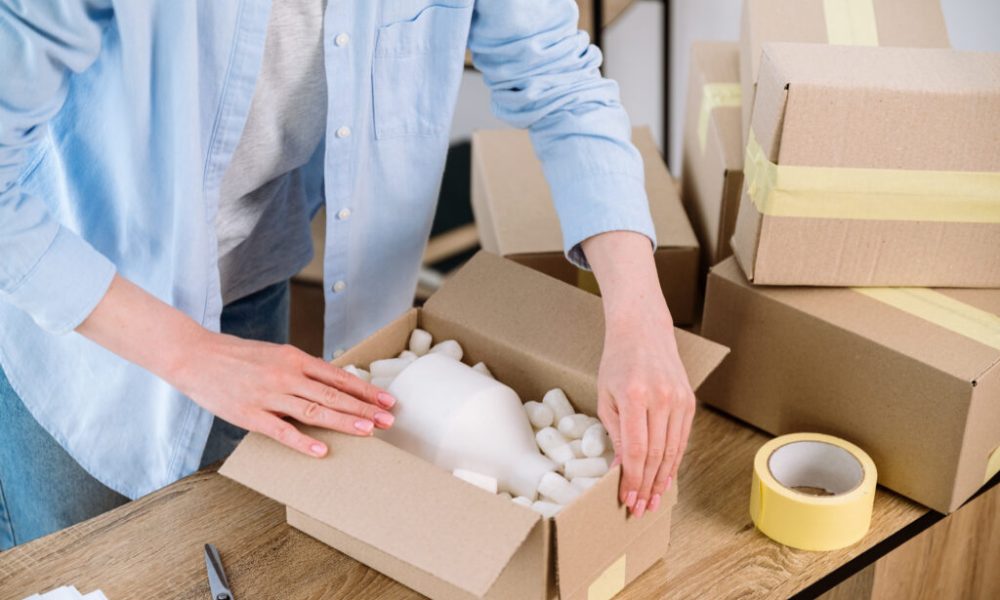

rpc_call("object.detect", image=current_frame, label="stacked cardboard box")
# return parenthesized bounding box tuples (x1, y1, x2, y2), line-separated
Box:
(471, 127, 701, 325)
(680, 41, 744, 275)
(698, 0, 1000, 515)
(738, 0, 950, 145)
(223, 253, 728, 599)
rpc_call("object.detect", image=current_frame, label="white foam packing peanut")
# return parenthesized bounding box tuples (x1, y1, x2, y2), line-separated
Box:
(409, 328, 433, 356)
(542, 388, 575, 422)
(498, 491, 513, 500)
(472, 362, 494, 378)
(428, 339, 463, 361)
(569, 439, 584, 459)
(398, 349, 418, 361)
(369, 357, 413, 378)
(524, 401, 554, 429)
(538, 472, 581, 505)
(572, 476, 601, 491)
(535, 427, 575, 465)
(558, 414, 599, 439)
(453, 469, 498, 494)
(343, 364, 371, 383)
(564, 457, 609, 479)
(512, 496, 532, 507)
(581, 423, 609, 457)
(531, 500, 563, 518)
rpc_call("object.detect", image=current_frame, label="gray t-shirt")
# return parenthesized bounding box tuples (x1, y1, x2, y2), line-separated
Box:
(216, 1, 327, 304)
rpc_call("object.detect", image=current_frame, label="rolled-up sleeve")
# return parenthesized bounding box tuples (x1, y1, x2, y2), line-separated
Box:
(468, 1, 656, 269)
(0, 1, 116, 334)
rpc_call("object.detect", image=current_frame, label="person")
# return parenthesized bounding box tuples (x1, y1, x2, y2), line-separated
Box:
(0, 1, 694, 550)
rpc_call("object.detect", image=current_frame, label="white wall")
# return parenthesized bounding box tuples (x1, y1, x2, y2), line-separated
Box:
(452, 0, 1000, 173)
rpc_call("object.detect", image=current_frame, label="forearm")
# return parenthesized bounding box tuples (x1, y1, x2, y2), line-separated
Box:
(580, 230, 671, 328)
(75, 274, 208, 384)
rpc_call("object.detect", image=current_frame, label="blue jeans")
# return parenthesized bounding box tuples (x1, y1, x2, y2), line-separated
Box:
(0, 280, 290, 550)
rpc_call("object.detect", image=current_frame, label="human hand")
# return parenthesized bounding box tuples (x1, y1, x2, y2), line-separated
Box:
(597, 303, 694, 518)
(171, 332, 396, 457)
(580, 230, 695, 518)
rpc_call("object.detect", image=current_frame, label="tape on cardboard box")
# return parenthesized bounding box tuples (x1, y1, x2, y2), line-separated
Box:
(822, 0, 879, 46)
(587, 554, 626, 600)
(855, 288, 1000, 351)
(698, 83, 742, 153)
(744, 131, 1000, 223)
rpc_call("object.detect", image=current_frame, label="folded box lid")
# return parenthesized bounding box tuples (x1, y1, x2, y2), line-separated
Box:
(471, 127, 698, 257)
(220, 427, 541, 598)
(425, 252, 729, 395)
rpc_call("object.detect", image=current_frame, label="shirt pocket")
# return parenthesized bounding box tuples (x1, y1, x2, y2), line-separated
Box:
(371, 2, 473, 140)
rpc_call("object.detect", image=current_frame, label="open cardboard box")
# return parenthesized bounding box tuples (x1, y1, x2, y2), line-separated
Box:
(471, 127, 701, 325)
(221, 252, 728, 599)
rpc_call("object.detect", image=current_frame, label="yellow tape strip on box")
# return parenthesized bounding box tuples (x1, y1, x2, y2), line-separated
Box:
(698, 83, 742, 154)
(823, 0, 879, 46)
(588, 554, 626, 600)
(744, 131, 1000, 223)
(854, 288, 1000, 351)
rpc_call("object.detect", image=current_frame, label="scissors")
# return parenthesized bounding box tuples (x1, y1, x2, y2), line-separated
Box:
(204, 543, 235, 600)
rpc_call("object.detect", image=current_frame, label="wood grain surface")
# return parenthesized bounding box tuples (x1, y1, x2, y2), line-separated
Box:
(0, 407, 931, 599)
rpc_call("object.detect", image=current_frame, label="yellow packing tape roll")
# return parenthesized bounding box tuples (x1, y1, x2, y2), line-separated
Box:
(854, 288, 1000, 351)
(744, 131, 1000, 223)
(823, 0, 879, 46)
(698, 83, 742, 154)
(750, 433, 877, 551)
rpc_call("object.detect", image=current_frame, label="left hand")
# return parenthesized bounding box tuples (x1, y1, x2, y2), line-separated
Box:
(597, 297, 694, 518)
(581, 230, 695, 518)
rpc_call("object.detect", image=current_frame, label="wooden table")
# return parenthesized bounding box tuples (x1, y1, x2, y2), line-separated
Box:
(1, 406, 993, 599)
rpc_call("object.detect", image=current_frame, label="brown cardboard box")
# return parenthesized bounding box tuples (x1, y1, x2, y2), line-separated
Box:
(700, 257, 1000, 514)
(471, 127, 701, 324)
(739, 0, 950, 144)
(221, 252, 729, 599)
(680, 41, 744, 273)
(732, 43, 1000, 287)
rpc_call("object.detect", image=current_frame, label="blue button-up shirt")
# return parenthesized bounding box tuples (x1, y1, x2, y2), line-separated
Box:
(0, 0, 655, 499)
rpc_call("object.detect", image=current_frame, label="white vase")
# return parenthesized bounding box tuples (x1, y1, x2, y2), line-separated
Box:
(383, 353, 556, 499)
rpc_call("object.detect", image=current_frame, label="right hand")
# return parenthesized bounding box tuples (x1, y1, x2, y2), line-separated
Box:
(170, 331, 396, 457)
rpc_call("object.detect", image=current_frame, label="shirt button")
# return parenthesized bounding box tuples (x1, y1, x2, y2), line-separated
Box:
(336, 126, 351, 139)
(337, 208, 352, 221)
(333, 349, 345, 358)
(332, 280, 347, 293)
(335, 33, 350, 47)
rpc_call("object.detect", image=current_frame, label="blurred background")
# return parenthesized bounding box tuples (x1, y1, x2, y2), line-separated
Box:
(290, 0, 1000, 355)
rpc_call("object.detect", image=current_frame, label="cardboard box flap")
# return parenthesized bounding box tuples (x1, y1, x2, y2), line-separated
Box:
(552, 466, 679, 599)
(220, 428, 541, 597)
(425, 252, 729, 390)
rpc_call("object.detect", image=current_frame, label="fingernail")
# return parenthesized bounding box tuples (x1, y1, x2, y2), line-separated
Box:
(374, 411, 394, 428)
(377, 392, 396, 408)
(633, 499, 647, 518)
(649, 494, 661, 513)
(310, 443, 327, 457)
(354, 419, 374, 434)
(625, 490, 637, 508)
(666, 476, 673, 491)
